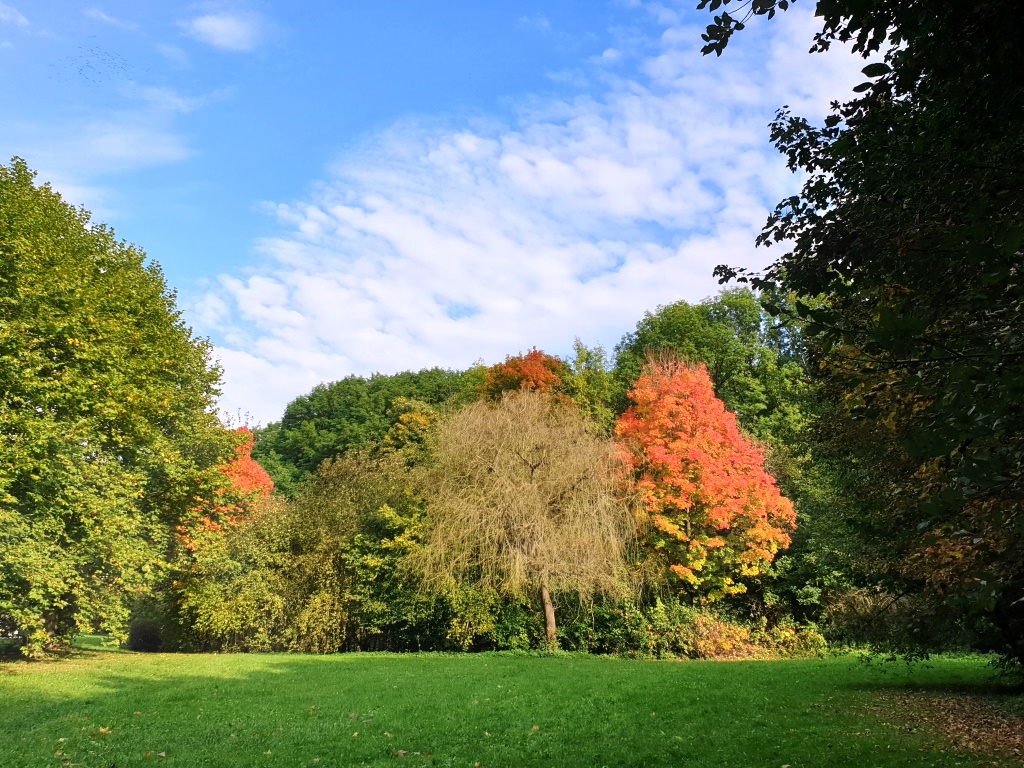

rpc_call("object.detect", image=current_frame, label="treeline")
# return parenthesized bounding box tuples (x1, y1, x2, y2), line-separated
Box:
(155, 285, 973, 660)
(1, 153, 1015, 663)
(5, 0, 1023, 671)
(171, 290, 825, 657)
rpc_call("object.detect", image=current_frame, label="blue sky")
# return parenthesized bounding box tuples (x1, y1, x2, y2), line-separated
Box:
(0, 1, 867, 423)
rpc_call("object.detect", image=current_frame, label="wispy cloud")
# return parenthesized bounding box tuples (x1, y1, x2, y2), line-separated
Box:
(156, 43, 189, 66)
(136, 85, 220, 114)
(179, 11, 264, 52)
(83, 8, 139, 32)
(517, 15, 552, 34)
(0, 2, 28, 26)
(14, 116, 191, 177)
(202, 7, 867, 423)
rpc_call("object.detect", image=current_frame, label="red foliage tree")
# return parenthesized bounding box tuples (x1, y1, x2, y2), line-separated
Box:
(480, 348, 567, 398)
(178, 427, 274, 551)
(615, 358, 795, 600)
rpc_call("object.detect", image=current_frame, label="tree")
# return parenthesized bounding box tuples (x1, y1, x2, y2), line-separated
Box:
(0, 159, 233, 653)
(561, 340, 616, 432)
(253, 367, 481, 495)
(616, 356, 795, 601)
(479, 347, 567, 399)
(177, 427, 274, 552)
(174, 454, 444, 653)
(416, 390, 633, 646)
(614, 289, 807, 440)
(704, 0, 1024, 663)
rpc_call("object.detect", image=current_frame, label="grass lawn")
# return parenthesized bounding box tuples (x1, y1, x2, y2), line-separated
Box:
(0, 644, 1017, 768)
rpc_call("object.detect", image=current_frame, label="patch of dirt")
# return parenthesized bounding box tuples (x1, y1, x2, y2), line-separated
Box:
(870, 690, 1024, 765)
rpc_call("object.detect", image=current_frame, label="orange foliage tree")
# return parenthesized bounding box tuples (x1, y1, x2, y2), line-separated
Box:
(616, 357, 795, 600)
(480, 348, 567, 398)
(178, 427, 274, 551)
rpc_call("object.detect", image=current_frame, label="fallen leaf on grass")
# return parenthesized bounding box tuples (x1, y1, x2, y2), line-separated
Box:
(309, 706, 316, 715)
(531, 725, 540, 732)
(395, 750, 408, 757)
(352, 732, 358, 737)
(384, 732, 393, 738)
(158, 753, 166, 759)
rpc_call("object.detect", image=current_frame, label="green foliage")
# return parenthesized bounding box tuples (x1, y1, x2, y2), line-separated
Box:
(173, 453, 532, 653)
(560, 340, 616, 432)
(708, 0, 1024, 666)
(253, 367, 481, 495)
(0, 159, 233, 655)
(614, 288, 808, 442)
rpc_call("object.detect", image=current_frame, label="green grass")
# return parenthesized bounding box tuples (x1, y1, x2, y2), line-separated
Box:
(0, 646, 1013, 767)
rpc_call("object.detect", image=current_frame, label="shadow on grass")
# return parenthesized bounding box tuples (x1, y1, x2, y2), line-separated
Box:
(2, 651, 1018, 768)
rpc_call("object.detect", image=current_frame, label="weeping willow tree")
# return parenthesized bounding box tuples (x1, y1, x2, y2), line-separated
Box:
(416, 390, 634, 647)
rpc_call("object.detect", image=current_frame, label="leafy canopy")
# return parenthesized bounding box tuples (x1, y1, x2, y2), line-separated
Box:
(0, 158, 233, 653)
(617, 356, 795, 600)
(704, 0, 1024, 663)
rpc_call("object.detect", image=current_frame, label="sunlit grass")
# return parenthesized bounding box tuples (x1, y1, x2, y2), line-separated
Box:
(0, 645, 1006, 767)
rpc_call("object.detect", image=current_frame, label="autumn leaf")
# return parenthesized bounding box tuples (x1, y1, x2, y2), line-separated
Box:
(480, 348, 566, 398)
(616, 357, 795, 598)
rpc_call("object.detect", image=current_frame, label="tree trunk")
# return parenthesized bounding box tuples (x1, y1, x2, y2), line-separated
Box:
(540, 581, 558, 649)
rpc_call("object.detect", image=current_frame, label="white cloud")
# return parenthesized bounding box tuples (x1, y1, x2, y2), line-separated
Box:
(517, 15, 553, 34)
(201, 6, 869, 423)
(0, 2, 27, 26)
(15, 117, 191, 176)
(180, 11, 263, 52)
(156, 43, 189, 66)
(83, 8, 139, 31)
(0, 105, 195, 219)
(136, 85, 219, 114)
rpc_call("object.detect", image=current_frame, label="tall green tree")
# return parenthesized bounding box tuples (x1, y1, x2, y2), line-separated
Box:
(614, 289, 808, 443)
(253, 367, 482, 495)
(705, 0, 1024, 663)
(0, 159, 233, 653)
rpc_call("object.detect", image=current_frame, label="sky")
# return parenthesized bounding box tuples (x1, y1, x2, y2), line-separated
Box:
(0, 1, 869, 424)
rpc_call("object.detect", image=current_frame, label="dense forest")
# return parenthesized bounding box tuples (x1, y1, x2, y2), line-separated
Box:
(1, 0, 1021, 670)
